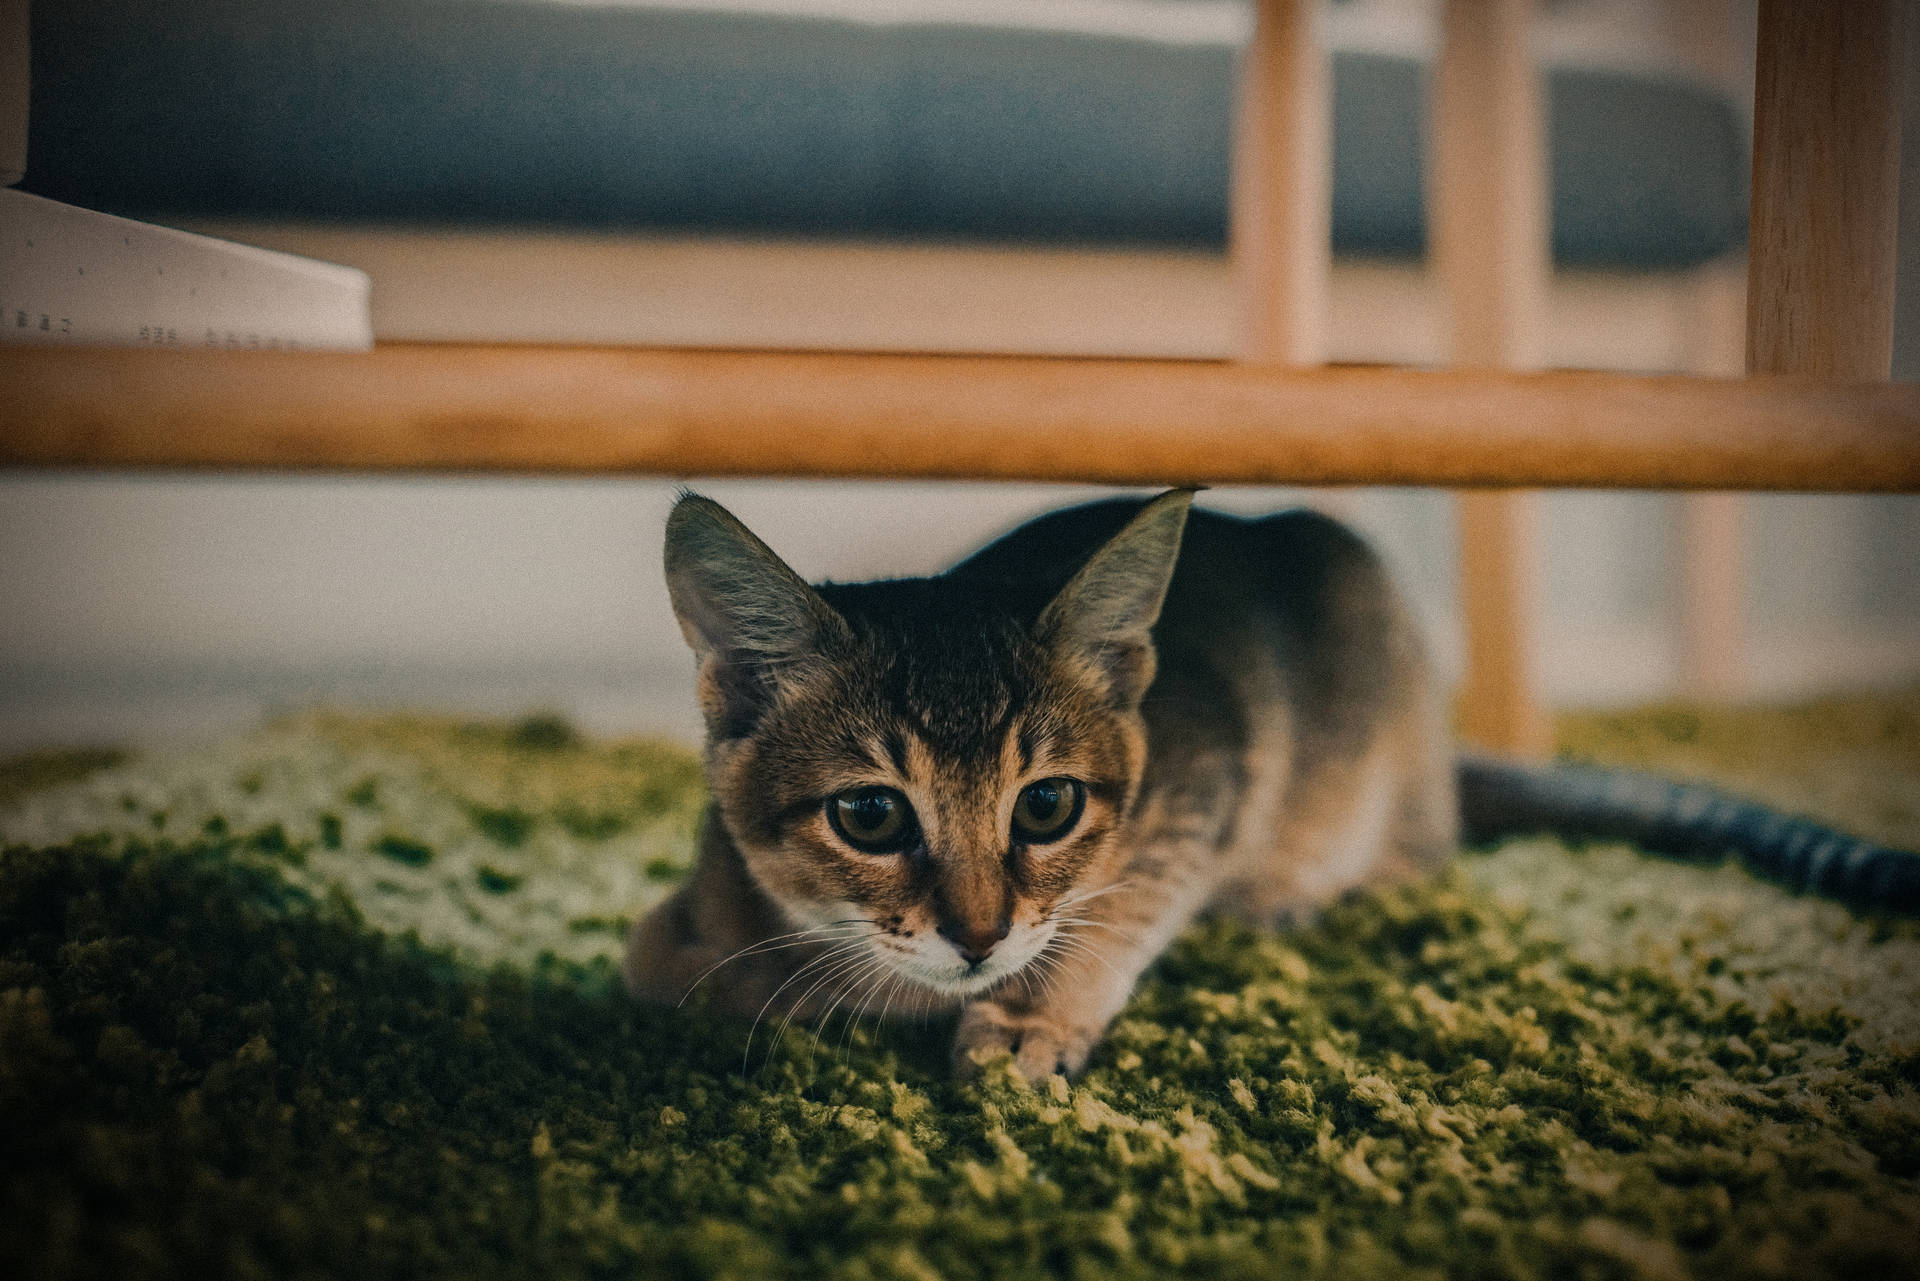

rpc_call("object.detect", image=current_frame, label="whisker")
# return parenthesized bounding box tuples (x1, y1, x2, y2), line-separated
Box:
(1036, 952, 1067, 998)
(1051, 916, 1147, 950)
(677, 921, 873, 1007)
(1052, 880, 1136, 914)
(1042, 950, 1068, 991)
(844, 967, 902, 1060)
(804, 956, 893, 1069)
(741, 938, 872, 1071)
(1029, 951, 1067, 1002)
(873, 970, 911, 1031)
(832, 961, 899, 1057)
(743, 947, 861, 1072)
(837, 968, 890, 1054)
(764, 948, 877, 1072)
(1044, 935, 1129, 985)
(780, 947, 873, 1039)
(810, 955, 889, 1061)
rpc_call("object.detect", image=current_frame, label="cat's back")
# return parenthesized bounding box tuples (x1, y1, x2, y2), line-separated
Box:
(951, 496, 1400, 654)
(958, 496, 1433, 760)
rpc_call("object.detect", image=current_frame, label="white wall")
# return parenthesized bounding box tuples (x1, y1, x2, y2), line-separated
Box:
(2, 472, 1915, 751)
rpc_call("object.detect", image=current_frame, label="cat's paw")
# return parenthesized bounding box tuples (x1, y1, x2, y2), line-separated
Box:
(952, 1001, 1095, 1081)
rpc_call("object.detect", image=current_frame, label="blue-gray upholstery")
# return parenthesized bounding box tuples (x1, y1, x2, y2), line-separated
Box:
(22, 0, 1747, 267)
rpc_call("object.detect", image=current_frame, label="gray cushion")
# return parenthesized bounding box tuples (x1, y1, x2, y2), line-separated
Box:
(22, 0, 1747, 267)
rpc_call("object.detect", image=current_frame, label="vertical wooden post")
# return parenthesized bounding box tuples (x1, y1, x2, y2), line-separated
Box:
(1232, 0, 1331, 367)
(1675, 264, 1749, 700)
(1678, 492, 1745, 696)
(1673, 0, 1748, 700)
(1747, 0, 1906, 380)
(1737, 0, 1903, 705)
(1432, 0, 1552, 757)
(1676, 269, 1748, 699)
(1456, 489, 1545, 752)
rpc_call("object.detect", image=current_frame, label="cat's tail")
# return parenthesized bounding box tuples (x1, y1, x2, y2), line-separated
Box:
(1455, 756, 1920, 915)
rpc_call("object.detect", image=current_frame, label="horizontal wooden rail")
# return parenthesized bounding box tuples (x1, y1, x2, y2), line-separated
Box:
(2, 344, 1917, 490)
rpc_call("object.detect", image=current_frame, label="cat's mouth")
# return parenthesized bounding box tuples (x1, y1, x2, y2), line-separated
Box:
(927, 960, 1014, 997)
(875, 927, 1052, 997)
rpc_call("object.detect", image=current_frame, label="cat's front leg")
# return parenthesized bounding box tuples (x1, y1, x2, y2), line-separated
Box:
(952, 874, 1205, 1079)
(953, 997, 1104, 1079)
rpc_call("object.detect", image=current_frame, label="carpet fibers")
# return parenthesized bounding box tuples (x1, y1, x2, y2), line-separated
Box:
(2, 696, 1918, 1280)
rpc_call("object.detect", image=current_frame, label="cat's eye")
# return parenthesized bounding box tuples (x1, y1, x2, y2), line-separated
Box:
(1011, 778, 1085, 843)
(828, 786, 917, 854)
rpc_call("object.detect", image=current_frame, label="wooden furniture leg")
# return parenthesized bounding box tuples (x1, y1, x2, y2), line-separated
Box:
(1433, 0, 1552, 757)
(1747, 0, 1905, 381)
(1673, 2, 1749, 701)
(1677, 256, 1749, 698)
(1233, 0, 1331, 368)
(1679, 490, 1745, 698)
(1234, 0, 1337, 517)
(1729, 0, 1905, 701)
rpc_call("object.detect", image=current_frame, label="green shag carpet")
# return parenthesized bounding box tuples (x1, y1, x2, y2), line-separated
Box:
(3, 697, 1919, 1281)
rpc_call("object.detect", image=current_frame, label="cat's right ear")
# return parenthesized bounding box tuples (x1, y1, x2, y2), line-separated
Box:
(1038, 489, 1192, 707)
(663, 495, 848, 701)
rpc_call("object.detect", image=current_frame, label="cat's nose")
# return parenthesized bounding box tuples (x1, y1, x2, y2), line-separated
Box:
(938, 917, 1010, 966)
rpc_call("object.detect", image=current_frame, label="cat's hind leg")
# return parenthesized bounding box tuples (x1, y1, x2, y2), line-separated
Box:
(1211, 710, 1453, 928)
(1359, 693, 1460, 889)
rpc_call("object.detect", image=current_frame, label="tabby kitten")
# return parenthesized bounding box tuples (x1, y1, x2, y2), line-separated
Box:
(624, 489, 1453, 1077)
(624, 491, 1920, 1078)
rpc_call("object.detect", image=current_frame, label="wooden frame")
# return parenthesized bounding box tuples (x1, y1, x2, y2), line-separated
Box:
(3, 345, 1914, 488)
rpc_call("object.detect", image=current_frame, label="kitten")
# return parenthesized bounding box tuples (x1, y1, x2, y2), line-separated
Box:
(625, 490, 1919, 1078)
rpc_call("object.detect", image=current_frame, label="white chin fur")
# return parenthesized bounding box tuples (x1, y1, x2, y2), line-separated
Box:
(884, 926, 1053, 998)
(925, 965, 1011, 998)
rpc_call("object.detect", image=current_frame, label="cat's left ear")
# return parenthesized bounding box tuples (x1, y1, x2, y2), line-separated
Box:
(662, 492, 849, 685)
(1038, 489, 1193, 706)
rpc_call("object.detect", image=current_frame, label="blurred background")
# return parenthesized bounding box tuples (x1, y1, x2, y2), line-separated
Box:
(2, 0, 1916, 751)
